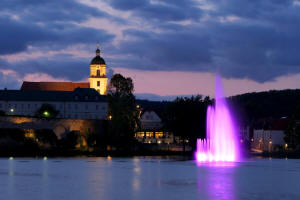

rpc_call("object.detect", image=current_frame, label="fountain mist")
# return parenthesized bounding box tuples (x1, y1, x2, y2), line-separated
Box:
(196, 75, 239, 162)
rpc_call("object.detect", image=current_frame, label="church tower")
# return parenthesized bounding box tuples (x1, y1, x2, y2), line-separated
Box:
(89, 44, 108, 95)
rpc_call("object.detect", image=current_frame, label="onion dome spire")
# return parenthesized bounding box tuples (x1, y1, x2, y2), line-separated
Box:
(90, 42, 105, 65)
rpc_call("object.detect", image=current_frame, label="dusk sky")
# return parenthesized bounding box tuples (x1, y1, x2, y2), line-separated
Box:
(1, 0, 300, 99)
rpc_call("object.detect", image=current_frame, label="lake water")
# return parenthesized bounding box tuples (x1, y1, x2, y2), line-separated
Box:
(0, 157, 300, 200)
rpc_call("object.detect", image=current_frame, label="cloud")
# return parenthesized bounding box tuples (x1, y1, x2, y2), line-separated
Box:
(0, 15, 115, 55)
(107, 0, 202, 21)
(0, 0, 300, 85)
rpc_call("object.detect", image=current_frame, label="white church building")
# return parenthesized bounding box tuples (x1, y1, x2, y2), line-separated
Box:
(0, 46, 109, 120)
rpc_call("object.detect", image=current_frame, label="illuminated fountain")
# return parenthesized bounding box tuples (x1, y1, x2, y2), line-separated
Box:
(196, 75, 239, 162)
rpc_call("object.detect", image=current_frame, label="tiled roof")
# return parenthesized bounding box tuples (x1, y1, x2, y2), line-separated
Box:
(21, 81, 90, 91)
(0, 88, 106, 102)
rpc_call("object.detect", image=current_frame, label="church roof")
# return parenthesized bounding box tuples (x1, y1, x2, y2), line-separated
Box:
(21, 81, 90, 91)
(90, 47, 106, 65)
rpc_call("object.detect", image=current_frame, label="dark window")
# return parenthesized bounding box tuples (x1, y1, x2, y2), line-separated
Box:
(97, 81, 100, 86)
(96, 105, 98, 110)
(97, 70, 100, 76)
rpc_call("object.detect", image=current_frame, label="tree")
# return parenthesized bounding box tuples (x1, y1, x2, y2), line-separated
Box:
(166, 95, 212, 150)
(285, 104, 300, 149)
(35, 104, 59, 118)
(0, 110, 5, 116)
(107, 74, 139, 150)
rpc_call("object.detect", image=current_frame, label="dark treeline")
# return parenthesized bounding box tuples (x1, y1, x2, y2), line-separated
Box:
(230, 89, 300, 125)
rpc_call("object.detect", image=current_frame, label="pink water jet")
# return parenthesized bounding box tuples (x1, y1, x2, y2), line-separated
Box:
(196, 75, 239, 162)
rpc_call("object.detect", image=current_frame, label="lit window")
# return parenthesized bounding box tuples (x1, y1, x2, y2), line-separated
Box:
(137, 132, 144, 137)
(155, 132, 164, 138)
(146, 132, 153, 137)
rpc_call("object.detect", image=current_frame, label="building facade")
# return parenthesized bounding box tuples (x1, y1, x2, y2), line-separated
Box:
(135, 110, 174, 144)
(251, 118, 290, 152)
(0, 88, 107, 120)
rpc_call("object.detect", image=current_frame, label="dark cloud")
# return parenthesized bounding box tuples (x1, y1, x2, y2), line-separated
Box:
(107, 0, 202, 21)
(0, 15, 115, 55)
(0, 0, 107, 23)
(112, 28, 212, 71)
(105, 0, 300, 82)
(0, 71, 21, 89)
(1, 0, 300, 84)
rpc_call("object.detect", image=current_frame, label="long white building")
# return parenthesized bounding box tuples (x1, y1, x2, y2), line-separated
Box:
(0, 88, 108, 120)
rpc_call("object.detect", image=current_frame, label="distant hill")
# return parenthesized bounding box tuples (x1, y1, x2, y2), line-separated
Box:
(230, 89, 300, 123)
(135, 93, 196, 101)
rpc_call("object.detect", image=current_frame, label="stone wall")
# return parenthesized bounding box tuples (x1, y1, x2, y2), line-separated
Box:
(0, 116, 106, 139)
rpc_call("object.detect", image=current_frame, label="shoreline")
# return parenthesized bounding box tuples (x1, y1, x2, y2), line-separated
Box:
(1, 150, 300, 159)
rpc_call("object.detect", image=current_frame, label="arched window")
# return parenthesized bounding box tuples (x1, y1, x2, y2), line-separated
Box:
(97, 70, 100, 76)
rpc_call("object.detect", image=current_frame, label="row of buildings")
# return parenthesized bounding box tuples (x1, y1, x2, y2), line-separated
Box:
(0, 45, 179, 146)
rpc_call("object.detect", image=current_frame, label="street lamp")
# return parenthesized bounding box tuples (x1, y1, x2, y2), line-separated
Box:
(43, 111, 49, 117)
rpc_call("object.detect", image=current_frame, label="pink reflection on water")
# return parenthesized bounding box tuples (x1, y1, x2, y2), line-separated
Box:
(196, 74, 239, 162)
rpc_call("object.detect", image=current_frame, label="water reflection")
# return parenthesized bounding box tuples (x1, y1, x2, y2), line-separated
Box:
(197, 162, 236, 200)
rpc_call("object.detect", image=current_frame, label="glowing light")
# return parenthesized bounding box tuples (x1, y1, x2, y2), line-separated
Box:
(9, 157, 13, 160)
(43, 156, 48, 160)
(195, 74, 239, 162)
(10, 108, 14, 112)
(108, 115, 112, 120)
(43, 111, 49, 117)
